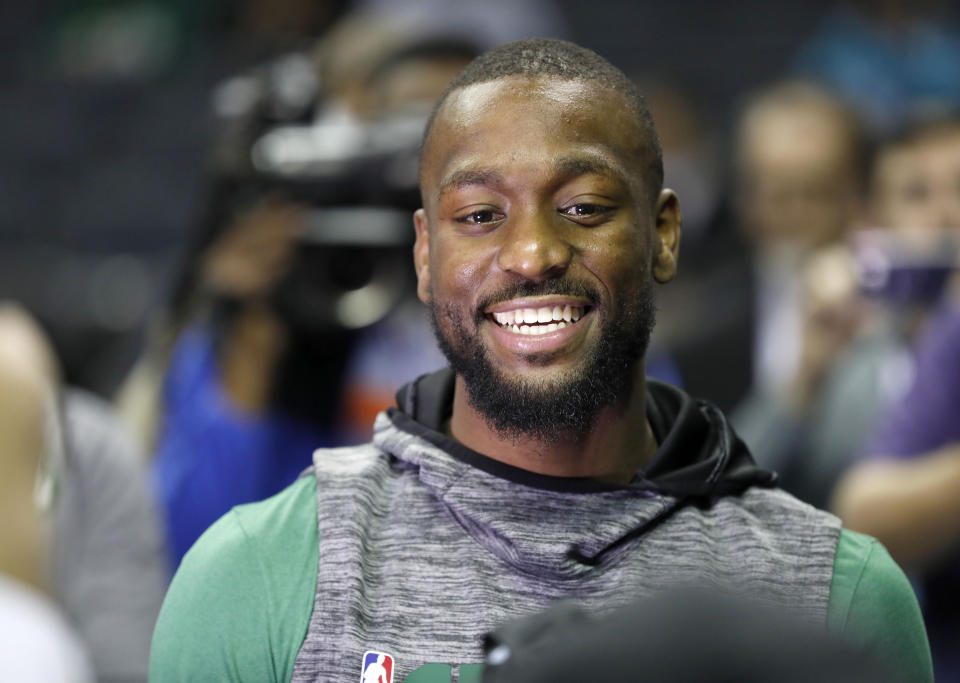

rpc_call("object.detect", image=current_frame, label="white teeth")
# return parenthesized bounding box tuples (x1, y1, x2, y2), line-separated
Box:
(527, 324, 556, 336)
(493, 304, 588, 332)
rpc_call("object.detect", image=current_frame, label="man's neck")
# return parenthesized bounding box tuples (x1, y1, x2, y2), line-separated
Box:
(446, 371, 658, 484)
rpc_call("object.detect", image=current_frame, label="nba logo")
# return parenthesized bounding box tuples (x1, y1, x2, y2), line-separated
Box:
(360, 650, 394, 683)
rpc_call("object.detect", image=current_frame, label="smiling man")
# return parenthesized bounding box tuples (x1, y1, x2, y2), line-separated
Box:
(150, 40, 931, 682)
(416, 66, 671, 479)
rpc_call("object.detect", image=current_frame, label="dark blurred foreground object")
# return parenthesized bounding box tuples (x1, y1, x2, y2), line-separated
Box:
(482, 589, 893, 683)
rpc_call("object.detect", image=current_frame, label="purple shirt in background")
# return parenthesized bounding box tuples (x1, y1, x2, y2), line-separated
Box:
(868, 304, 960, 458)
(866, 302, 960, 682)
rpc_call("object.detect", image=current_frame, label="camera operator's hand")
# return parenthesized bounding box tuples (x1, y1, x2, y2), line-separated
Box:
(202, 198, 304, 301)
(788, 246, 866, 412)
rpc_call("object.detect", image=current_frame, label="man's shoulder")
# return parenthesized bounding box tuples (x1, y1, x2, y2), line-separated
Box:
(829, 529, 933, 681)
(212, 442, 395, 543)
(228, 471, 320, 542)
(723, 485, 843, 534)
(829, 528, 922, 631)
(212, 440, 397, 544)
(701, 487, 844, 589)
(213, 441, 387, 539)
(311, 440, 411, 495)
(150, 474, 322, 683)
(169, 472, 320, 590)
(709, 488, 931, 681)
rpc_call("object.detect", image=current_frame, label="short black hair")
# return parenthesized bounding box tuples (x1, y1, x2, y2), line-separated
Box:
(421, 38, 664, 203)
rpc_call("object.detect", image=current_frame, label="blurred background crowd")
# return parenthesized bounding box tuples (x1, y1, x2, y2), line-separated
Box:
(2, 0, 960, 680)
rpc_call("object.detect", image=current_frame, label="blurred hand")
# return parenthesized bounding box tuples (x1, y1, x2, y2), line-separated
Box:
(789, 246, 866, 411)
(201, 198, 304, 300)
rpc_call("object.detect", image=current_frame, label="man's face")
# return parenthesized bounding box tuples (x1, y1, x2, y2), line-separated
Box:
(414, 76, 679, 439)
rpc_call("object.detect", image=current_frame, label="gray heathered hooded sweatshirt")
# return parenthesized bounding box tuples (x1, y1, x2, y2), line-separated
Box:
(291, 369, 842, 682)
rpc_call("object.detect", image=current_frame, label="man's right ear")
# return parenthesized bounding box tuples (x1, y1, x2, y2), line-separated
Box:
(413, 209, 431, 304)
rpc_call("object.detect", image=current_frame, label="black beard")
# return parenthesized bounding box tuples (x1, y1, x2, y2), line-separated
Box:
(429, 276, 656, 443)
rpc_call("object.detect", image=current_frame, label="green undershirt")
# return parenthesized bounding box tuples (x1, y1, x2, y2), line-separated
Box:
(150, 475, 933, 682)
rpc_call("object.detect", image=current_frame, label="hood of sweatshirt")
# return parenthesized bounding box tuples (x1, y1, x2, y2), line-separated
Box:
(374, 368, 776, 579)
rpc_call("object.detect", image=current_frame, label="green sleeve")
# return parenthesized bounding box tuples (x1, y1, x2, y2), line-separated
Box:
(827, 529, 933, 682)
(149, 475, 319, 682)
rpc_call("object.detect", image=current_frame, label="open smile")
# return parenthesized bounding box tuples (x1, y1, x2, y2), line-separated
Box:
(481, 297, 595, 356)
(488, 303, 587, 335)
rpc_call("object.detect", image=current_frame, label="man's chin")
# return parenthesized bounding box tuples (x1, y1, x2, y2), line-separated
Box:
(430, 292, 654, 440)
(461, 362, 611, 441)
(486, 351, 578, 375)
(473, 329, 595, 391)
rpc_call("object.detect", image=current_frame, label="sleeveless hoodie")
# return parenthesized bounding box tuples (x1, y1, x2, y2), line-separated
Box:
(291, 369, 842, 681)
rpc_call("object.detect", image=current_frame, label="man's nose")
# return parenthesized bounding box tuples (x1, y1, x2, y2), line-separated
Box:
(496, 210, 573, 281)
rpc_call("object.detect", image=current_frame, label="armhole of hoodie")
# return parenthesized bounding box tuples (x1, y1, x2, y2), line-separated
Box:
(827, 528, 933, 683)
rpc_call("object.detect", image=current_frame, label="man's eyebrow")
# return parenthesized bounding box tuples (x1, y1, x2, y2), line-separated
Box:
(436, 155, 625, 201)
(437, 168, 504, 200)
(551, 155, 622, 180)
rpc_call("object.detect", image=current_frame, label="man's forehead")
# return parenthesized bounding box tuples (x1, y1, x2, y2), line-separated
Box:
(434, 75, 633, 133)
(422, 76, 644, 188)
(441, 75, 603, 117)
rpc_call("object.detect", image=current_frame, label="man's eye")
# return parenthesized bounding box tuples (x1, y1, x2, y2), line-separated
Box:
(457, 209, 502, 225)
(560, 204, 613, 221)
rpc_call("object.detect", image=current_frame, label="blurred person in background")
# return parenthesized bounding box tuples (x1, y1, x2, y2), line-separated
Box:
(725, 83, 866, 509)
(0, 304, 165, 682)
(735, 114, 960, 514)
(673, 81, 864, 473)
(733, 81, 865, 402)
(833, 114, 960, 681)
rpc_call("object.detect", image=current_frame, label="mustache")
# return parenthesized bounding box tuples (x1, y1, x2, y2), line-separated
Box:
(475, 278, 600, 319)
